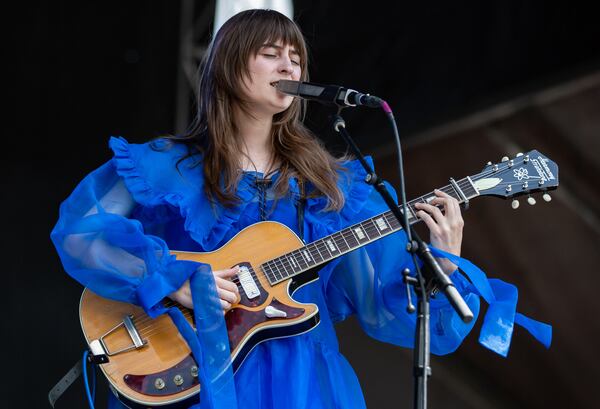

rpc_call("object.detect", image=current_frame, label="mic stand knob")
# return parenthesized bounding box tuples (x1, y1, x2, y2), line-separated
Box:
(403, 268, 418, 314)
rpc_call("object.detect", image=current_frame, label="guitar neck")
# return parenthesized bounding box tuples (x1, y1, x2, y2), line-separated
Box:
(261, 176, 480, 285)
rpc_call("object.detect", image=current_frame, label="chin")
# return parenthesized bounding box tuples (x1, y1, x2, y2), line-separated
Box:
(272, 105, 292, 115)
(269, 101, 293, 114)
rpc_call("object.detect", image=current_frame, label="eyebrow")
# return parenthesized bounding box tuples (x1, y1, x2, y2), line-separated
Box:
(261, 42, 299, 56)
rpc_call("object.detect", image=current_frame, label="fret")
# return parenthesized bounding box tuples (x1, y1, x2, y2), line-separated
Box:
(292, 249, 309, 270)
(272, 257, 288, 279)
(403, 203, 418, 222)
(325, 237, 340, 254)
(262, 262, 276, 283)
(286, 254, 299, 271)
(301, 248, 315, 266)
(309, 242, 325, 263)
(343, 227, 360, 249)
(352, 225, 369, 244)
(267, 260, 283, 281)
(335, 231, 351, 252)
(409, 206, 421, 225)
(279, 255, 294, 276)
(316, 239, 332, 259)
(280, 256, 294, 278)
(374, 215, 391, 233)
(385, 212, 402, 230)
(360, 220, 376, 240)
(421, 194, 435, 204)
(364, 217, 382, 238)
(267, 260, 281, 281)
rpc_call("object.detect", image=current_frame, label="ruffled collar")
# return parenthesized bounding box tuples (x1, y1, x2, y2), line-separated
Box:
(110, 136, 373, 252)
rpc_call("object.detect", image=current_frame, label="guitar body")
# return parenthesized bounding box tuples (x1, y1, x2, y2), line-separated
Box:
(79, 221, 320, 408)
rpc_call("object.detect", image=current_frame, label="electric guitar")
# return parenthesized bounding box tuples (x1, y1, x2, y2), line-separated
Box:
(79, 151, 558, 408)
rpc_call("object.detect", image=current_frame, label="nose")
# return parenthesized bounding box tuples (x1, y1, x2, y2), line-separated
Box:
(278, 57, 294, 75)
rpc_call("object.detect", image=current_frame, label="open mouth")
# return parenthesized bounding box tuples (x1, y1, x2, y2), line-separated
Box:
(270, 81, 279, 88)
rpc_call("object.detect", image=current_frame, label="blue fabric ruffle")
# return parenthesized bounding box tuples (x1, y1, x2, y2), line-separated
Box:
(111, 136, 282, 252)
(429, 246, 552, 356)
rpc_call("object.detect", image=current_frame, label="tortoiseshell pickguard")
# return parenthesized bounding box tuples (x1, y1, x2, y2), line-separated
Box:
(225, 298, 305, 350)
(123, 354, 199, 396)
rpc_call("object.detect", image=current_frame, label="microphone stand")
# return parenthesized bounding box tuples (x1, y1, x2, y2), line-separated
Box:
(330, 110, 473, 409)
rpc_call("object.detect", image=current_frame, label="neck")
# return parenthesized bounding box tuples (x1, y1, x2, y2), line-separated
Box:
(234, 105, 276, 174)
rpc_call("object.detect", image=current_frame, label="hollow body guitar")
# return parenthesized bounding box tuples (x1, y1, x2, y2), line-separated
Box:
(78, 151, 558, 408)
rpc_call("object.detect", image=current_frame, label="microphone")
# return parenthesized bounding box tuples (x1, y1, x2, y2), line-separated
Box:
(275, 80, 383, 108)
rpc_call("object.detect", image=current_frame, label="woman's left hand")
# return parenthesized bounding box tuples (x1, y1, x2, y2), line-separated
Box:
(413, 189, 464, 275)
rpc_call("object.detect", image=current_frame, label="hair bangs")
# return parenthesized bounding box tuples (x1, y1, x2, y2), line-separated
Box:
(245, 10, 308, 76)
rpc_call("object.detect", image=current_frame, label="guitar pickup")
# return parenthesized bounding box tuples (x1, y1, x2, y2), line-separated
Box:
(238, 265, 260, 299)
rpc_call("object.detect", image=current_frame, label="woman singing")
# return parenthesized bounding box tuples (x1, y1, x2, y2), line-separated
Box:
(52, 9, 480, 409)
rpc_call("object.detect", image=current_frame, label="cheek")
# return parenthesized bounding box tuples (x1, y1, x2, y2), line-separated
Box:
(292, 68, 302, 81)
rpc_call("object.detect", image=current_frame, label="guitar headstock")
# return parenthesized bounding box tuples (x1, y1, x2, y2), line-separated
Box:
(470, 150, 558, 208)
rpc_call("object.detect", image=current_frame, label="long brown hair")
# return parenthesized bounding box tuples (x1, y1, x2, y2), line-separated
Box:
(174, 9, 345, 210)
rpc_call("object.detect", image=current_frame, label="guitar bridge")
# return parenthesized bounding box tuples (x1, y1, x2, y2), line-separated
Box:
(90, 315, 148, 361)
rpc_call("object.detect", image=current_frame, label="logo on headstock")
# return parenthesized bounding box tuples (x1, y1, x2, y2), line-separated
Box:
(513, 168, 530, 181)
(531, 157, 556, 182)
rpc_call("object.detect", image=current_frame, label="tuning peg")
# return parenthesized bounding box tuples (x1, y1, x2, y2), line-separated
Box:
(543, 193, 552, 202)
(527, 196, 536, 205)
(516, 152, 523, 157)
(486, 161, 492, 166)
(511, 199, 520, 209)
(501, 156, 509, 162)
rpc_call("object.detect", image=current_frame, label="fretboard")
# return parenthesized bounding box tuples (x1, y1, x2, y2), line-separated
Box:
(261, 176, 479, 285)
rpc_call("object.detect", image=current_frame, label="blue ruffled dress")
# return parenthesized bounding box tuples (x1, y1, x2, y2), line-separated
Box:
(51, 137, 550, 409)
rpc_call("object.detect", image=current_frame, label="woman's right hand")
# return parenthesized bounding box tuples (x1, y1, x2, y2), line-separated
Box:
(168, 266, 240, 311)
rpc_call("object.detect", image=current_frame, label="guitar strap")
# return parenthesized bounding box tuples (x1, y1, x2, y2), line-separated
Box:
(255, 177, 272, 222)
(47, 358, 83, 407)
(255, 175, 305, 242)
(297, 178, 306, 243)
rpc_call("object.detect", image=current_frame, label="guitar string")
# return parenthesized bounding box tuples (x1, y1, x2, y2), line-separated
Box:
(204, 159, 535, 288)
(134, 300, 202, 337)
(137, 312, 195, 338)
(132, 182, 464, 334)
(218, 176, 477, 287)
(267, 181, 469, 281)
(112, 160, 540, 340)
(250, 159, 526, 282)
(223, 169, 501, 286)
(125, 301, 191, 335)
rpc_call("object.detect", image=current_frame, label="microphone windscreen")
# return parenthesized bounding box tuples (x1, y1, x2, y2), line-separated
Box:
(276, 80, 301, 95)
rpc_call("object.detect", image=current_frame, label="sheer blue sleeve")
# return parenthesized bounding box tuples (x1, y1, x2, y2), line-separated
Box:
(50, 154, 200, 317)
(325, 182, 480, 356)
